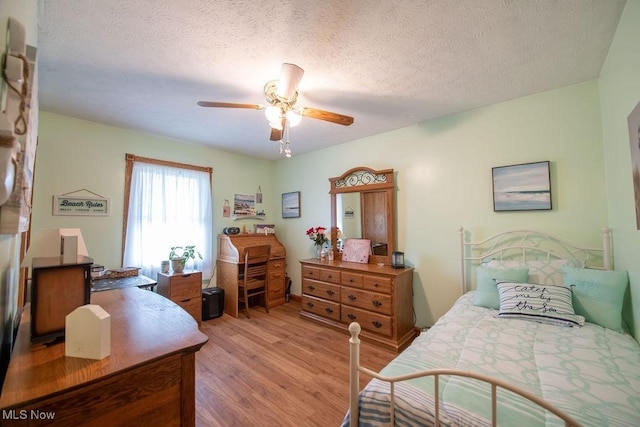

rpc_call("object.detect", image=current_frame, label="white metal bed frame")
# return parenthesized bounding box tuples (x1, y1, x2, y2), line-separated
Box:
(348, 227, 613, 427)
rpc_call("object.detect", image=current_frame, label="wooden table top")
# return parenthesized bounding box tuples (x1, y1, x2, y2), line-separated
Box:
(91, 274, 157, 292)
(0, 287, 208, 408)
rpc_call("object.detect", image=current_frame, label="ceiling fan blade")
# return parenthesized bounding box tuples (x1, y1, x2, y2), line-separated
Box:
(269, 118, 287, 141)
(197, 101, 264, 110)
(276, 63, 304, 100)
(301, 107, 354, 126)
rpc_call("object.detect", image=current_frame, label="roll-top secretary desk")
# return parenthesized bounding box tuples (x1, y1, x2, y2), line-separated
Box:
(217, 234, 287, 317)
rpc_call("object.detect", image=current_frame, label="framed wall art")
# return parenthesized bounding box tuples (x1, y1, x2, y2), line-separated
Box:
(492, 161, 551, 212)
(282, 191, 300, 218)
(628, 100, 640, 229)
(233, 194, 255, 216)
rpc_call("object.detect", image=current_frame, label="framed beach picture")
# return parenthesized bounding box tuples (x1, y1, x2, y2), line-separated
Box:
(233, 194, 256, 216)
(282, 191, 301, 218)
(492, 161, 551, 212)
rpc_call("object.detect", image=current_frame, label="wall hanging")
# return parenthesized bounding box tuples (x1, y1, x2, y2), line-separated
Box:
(53, 189, 110, 216)
(492, 161, 551, 212)
(627, 100, 640, 229)
(282, 191, 300, 218)
(222, 199, 230, 217)
(233, 194, 255, 216)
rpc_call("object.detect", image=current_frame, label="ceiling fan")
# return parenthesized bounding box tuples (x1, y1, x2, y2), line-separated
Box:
(197, 63, 354, 157)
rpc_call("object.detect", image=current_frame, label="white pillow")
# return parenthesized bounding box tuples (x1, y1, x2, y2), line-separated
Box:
(485, 259, 571, 285)
(496, 282, 584, 327)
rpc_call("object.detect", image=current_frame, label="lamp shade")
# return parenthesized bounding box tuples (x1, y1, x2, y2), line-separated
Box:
(21, 228, 89, 268)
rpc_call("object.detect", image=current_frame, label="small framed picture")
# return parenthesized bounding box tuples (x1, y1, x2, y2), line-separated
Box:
(492, 161, 551, 211)
(282, 191, 301, 218)
(254, 224, 275, 234)
(342, 238, 371, 264)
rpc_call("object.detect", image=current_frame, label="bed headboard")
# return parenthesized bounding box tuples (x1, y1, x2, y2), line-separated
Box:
(459, 227, 612, 295)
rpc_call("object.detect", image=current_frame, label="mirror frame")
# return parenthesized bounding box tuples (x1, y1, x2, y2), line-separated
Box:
(329, 166, 395, 266)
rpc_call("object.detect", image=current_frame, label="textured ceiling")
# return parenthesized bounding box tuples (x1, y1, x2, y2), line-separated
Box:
(36, 0, 626, 160)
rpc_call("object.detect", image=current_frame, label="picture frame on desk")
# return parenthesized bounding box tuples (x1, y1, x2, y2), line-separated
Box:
(254, 223, 275, 234)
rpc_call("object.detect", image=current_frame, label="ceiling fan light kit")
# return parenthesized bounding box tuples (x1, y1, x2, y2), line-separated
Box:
(198, 63, 354, 158)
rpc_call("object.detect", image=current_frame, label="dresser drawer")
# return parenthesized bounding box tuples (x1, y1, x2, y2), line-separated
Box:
(302, 266, 320, 280)
(179, 297, 202, 323)
(341, 287, 392, 315)
(302, 279, 340, 302)
(341, 306, 392, 337)
(341, 272, 363, 288)
(169, 273, 201, 301)
(301, 295, 340, 321)
(319, 268, 340, 284)
(363, 275, 392, 294)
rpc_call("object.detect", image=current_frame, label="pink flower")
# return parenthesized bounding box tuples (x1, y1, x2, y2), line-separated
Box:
(306, 226, 329, 246)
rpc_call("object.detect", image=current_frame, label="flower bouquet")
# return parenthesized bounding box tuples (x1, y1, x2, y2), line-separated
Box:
(306, 226, 329, 258)
(306, 226, 329, 246)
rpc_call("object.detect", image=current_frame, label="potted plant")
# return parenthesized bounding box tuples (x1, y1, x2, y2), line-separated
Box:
(169, 245, 202, 273)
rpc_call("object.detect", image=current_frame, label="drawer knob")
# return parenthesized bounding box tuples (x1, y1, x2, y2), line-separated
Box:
(327, 275, 332, 279)
(372, 321, 383, 328)
(325, 308, 333, 314)
(306, 302, 314, 308)
(349, 279, 354, 283)
(307, 285, 315, 291)
(348, 294, 356, 301)
(374, 283, 379, 287)
(347, 314, 356, 320)
(372, 300, 382, 307)
(326, 290, 334, 296)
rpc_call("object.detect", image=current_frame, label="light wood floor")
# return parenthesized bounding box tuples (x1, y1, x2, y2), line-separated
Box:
(195, 300, 397, 427)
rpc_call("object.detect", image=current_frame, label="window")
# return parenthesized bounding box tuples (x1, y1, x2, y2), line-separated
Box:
(122, 154, 213, 279)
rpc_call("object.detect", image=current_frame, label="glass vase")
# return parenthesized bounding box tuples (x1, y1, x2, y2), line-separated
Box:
(316, 245, 322, 259)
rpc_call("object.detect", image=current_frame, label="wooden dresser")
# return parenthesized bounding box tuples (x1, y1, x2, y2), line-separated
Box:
(0, 287, 208, 426)
(157, 270, 202, 324)
(217, 234, 287, 317)
(300, 259, 416, 352)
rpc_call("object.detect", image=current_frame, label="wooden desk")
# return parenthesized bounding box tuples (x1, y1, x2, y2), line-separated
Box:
(217, 234, 287, 317)
(0, 287, 208, 426)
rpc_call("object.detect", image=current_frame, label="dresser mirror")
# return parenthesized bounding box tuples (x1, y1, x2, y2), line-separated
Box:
(329, 167, 395, 265)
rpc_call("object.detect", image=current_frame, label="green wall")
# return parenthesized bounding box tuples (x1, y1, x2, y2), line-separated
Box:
(274, 81, 608, 326)
(599, 0, 640, 337)
(33, 112, 275, 281)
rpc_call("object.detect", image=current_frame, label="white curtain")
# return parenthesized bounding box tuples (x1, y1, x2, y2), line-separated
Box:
(123, 162, 213, 280)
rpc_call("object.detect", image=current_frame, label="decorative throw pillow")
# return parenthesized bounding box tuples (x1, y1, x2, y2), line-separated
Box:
(485, 259, 572, 285)
(561, 266, 629, 332)
(474, 266, 529, 309)
(496, 282, 585, 327)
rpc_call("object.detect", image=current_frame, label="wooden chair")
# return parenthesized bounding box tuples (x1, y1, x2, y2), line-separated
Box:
(238, 245, 271, 319)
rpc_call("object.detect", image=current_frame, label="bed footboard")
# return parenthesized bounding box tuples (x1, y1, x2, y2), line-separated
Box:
(348, 322, 582, 427)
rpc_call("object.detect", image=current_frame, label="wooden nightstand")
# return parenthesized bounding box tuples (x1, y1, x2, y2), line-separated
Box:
(157, 270, 202, 325)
